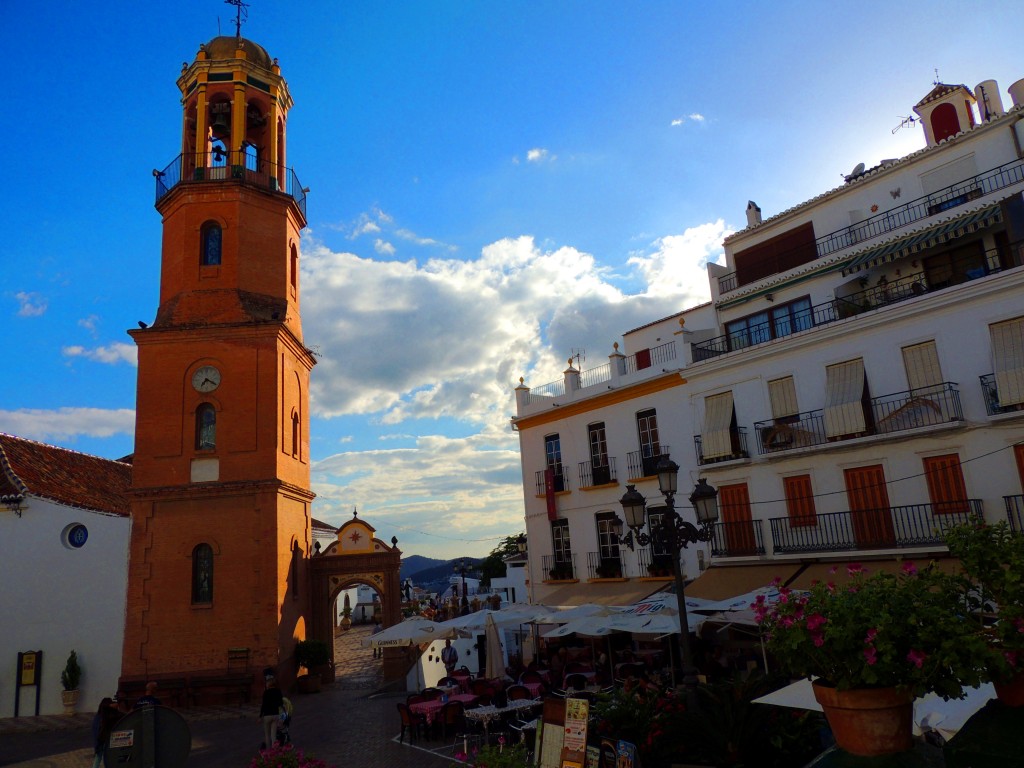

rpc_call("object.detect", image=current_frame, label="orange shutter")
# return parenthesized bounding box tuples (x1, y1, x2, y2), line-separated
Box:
(922, 454, 969, 515)
(719, 483, 756, 555)
(843, 465, 895, 548)
(783, 475, 817, 527)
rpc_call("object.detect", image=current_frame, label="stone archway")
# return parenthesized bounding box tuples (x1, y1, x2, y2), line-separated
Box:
(308, 511, 405, 680)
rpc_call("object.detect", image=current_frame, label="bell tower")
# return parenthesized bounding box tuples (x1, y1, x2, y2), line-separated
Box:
(121, 32, 315, 693)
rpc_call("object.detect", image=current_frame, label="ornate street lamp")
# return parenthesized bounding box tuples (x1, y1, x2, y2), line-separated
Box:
(615, 455, 718, 708)
(516, 533, 527, 556)
(453, 559, 472, 616)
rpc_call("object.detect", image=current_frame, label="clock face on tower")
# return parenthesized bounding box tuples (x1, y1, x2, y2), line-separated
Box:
(191, 365, 221, 392)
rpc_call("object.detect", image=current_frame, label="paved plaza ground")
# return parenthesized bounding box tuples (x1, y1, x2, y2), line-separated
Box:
(1, 625, 456, 768)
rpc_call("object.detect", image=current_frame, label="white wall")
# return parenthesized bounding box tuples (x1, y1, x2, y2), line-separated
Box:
(0, 496, 130, 718)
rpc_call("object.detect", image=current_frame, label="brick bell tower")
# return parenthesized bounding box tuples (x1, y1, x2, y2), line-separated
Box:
(121, 32, 315, 694)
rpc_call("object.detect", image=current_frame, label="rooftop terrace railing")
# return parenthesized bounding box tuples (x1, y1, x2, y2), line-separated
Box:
(717, 157, 1024, 294)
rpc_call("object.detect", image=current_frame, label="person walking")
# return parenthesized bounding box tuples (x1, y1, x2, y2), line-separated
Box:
(91, 697, 122, 768)
(258, 675, 284, 750)
(371, 620, 383, 659)
(441, 638, 459, 675)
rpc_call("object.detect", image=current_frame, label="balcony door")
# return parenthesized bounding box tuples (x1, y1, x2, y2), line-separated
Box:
(636, 409, 662, 476)
(844, 465, 895, 547)
(545, 433, 564, 492)
(588, 422, 611, 485)
(719, 483, 757, 555)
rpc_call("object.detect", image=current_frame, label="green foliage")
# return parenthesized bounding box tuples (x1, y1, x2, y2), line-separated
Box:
(945, 521, 1024, 681)
(455, 741, 528, 768)
(757, 561, 989, 699)
(678, 674, 825, 768)
(60, 650, 81, 691)
(293, 639, 331, 669)
(478, 533, 524, 586)
(590, 683, 687, 764)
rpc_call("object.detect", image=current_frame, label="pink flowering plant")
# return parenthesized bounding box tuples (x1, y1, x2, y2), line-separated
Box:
(945, 521, 1024, 683)
(754, 562, 988, 699)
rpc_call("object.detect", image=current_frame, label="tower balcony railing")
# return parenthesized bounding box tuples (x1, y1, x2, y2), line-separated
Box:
(716, 157, 1024, 294)
(694, 428, 749, 465)
(578, 457, 618, 488)
(542, 553, 577, 581)
(710, 519, 766, 557)
(768, 500, 982, 554)
(636, 547, 674, 577)
(154, 152, 307, 219)
(752, 382, 964, 454)
(1006, 495, 1024, 532)
(587, 551, 623, 579)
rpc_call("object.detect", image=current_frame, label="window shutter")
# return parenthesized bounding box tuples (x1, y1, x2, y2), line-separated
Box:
(824, 359, 867, 437)
(783, 475, 817, 527)
(902, 341, 943, 392)
(991, 317, 1024, 406)
(701, 392, 735, 459)
(768, 376, 799, 419)
(923, 454, 969, 514)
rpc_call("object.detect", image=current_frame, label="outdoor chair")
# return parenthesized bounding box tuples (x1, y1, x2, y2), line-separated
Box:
(406, 693, 427, 706)
(438, 676, 460, 687)
(421, 687, 444, 700)
(470, 678, 494, 704)
(520, 669, 544, 686)
(565, 673, 587, 691)
(396, 702, 426, 743)
(439, 700, 467, 742)
(506, 684, 532, 701)
(565, 661, 588, 674)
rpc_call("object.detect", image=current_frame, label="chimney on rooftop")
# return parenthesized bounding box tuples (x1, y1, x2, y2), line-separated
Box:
(746, 200, 762, 228)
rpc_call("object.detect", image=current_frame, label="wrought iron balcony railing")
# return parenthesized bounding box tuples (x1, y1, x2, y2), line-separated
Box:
(542, 553, 578, 581)
(697, 239, 1017, 363)
(769, 500, 982, 554)
(154, 152, 307, 219)
(622, 341, 678, 375)
(694, 428, 749, 465)
(578, 457, 618, 488)
(717, 157, 1024, 294)
(636, 547, 674, 577)
(753, 382, 964, 454)
(980, 373, 1024, 416)
(626, 446, 671, 480)
(587, 551, 623, 579)
(710, 518, 766, 557)
(534, 469, 568, 495)
(1006, 495, 1024, 532)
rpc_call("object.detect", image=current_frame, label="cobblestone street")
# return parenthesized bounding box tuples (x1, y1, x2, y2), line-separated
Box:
(1, 625, 454, 767)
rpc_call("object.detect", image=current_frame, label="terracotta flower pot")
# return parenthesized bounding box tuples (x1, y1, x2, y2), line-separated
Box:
(994, 673, 1024, 707)
(812, 681, 914, 757)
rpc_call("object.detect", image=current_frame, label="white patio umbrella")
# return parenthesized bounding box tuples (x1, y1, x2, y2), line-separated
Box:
(484, 613, 506, 679)
(547, 603, 623, 623)
(361, 616, 461, 648)
(541, 617, 616, 638)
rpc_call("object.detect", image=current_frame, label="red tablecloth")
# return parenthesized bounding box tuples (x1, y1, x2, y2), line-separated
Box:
(409, 694, 479, 725)
(522, 681, 544, 697)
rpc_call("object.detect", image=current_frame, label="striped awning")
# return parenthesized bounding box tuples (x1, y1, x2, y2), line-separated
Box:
(841, 204, 1002, 276)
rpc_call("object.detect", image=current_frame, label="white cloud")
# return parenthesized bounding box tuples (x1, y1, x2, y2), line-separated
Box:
(526, 148, 555, 163)
(374, 239, 396, 256)
(0, 407, 135, 442)
(62, 343, 138, 366)
(627, 220, 731, 298)
(671, 113, 706, 126)
(15, 291, 47, 317)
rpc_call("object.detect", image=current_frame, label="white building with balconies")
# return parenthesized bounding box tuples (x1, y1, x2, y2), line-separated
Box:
(513, 73, 1024, 606)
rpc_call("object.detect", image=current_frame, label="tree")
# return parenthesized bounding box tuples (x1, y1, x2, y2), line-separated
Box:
(479, 533, 525, 587)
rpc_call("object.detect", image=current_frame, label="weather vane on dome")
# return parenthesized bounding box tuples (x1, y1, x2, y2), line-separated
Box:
(225, 0, 249, 38)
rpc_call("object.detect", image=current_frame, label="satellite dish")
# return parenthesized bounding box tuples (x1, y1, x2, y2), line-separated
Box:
(844, 162, 866, 183)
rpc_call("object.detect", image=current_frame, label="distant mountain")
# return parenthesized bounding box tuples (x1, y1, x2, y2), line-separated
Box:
(402, 556, 484, 597)
(400, 555, 446, 581)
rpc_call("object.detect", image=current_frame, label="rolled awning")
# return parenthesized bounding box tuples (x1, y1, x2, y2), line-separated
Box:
(701, 391, 736, 459)
(840, 204, 1002, 276)
(683, 563, 802, 602)
(533, 581, 663, 607)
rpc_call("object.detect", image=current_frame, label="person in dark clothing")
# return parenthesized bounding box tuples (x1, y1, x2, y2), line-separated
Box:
(259, 677, 285, 750)
(133, 681, 162, 709)
(91, 697, 122, 768)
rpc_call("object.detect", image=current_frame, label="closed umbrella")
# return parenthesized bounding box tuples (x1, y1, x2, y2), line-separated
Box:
(484, 613, 505, 679)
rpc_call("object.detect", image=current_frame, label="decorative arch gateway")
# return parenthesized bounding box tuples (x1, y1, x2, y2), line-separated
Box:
(308, 510, 405, 680)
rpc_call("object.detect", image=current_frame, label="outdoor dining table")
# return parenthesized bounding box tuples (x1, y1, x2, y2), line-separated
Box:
(464, 698, 541, 738)
(409, 693, 479, 725)
(450, 672, 472, 693)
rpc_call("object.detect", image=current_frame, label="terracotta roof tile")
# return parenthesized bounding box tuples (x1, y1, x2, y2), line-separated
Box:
(0, 433, 132, 516)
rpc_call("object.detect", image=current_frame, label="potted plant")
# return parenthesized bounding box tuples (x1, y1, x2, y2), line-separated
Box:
(755, 562, 988, 756)
(548, 565, 571, 581)
(945, 521, 1024, 705)
(595, 563, 622, 579)
(60, 650, 82, 714)
(646, 562, 670, 578)
(294, 639, 333, 690)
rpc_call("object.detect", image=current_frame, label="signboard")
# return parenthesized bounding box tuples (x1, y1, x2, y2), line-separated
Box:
(560, 697, 590, 768)
(616, 740, 638, 768)
(539, 697, 566, 768)
(19, 652, 38, 686)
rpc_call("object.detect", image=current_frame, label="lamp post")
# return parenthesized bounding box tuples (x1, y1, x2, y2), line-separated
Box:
(614, 455, 718, 710)
(453, 559, 472, 616)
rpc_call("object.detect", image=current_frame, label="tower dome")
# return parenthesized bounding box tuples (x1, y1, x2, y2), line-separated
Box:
(201, 35, 273, 70)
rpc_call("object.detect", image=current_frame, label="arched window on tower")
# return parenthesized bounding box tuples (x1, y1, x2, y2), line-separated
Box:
(291, 409, 300, 458)
(196, 403, 216, 450)
(192, 543, 214, 604)
(291, 542, 300, 599)
(290, 243, 298, 291)
(201, 222, 222, 266)
(243, 142, 259, 172)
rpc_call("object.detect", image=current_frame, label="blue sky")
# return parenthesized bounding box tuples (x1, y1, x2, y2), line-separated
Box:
(3, 1, 1022, 558)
